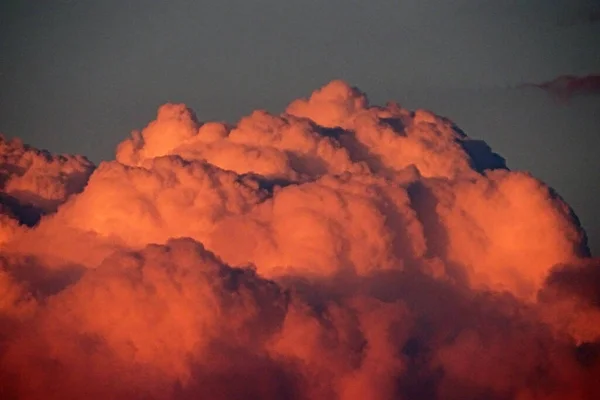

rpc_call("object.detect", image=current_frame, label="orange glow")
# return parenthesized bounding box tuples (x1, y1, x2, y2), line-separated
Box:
(0, 82, 598, 399)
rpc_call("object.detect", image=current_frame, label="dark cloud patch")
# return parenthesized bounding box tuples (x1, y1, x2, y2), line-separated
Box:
(544, 258, 600, 307)
(519, 74, 600, 101)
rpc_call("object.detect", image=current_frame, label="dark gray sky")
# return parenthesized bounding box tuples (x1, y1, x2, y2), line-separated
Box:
(1, 0, 599, 254)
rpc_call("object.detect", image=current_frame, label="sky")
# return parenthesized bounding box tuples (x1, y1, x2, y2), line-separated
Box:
(2, 2, 600, 398)
(0, 0, 599, 253)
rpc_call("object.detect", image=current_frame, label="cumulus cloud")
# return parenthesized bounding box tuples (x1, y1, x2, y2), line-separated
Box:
(0, 81, 599, 399)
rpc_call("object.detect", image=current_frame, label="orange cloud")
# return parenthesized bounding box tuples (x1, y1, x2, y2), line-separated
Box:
(0, 135, 93, 234)
(0, 81, 598, 399)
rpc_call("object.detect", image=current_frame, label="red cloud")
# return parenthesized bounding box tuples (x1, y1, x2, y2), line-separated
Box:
(0, 81, 599, 399)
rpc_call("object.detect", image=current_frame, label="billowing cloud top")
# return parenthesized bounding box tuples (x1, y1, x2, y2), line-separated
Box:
(0, 135, 93, 243)
(0, 81, 598, 399)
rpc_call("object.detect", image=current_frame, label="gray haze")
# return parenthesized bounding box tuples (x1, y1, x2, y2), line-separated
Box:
(1, 0, 599, 254)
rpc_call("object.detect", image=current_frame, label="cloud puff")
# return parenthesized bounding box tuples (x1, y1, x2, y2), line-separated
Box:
(538, 258, 600, 344)
(419, 169, 587, 298)
(1, 239, 289, 399)
(0, 135, 94, 233)
(116, 81, 505, 182)
(0, 81, 598, 399)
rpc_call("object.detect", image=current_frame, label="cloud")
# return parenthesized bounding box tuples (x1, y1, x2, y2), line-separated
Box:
(538, 258, 600, 344)
(0, 239, 290, 399)
(0, 134, 94, 231)
(0, 81, 599, 399)
(519, 74, 600, 101)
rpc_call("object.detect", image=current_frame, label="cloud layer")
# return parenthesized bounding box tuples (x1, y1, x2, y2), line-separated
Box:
(0, 81, 598, 399)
